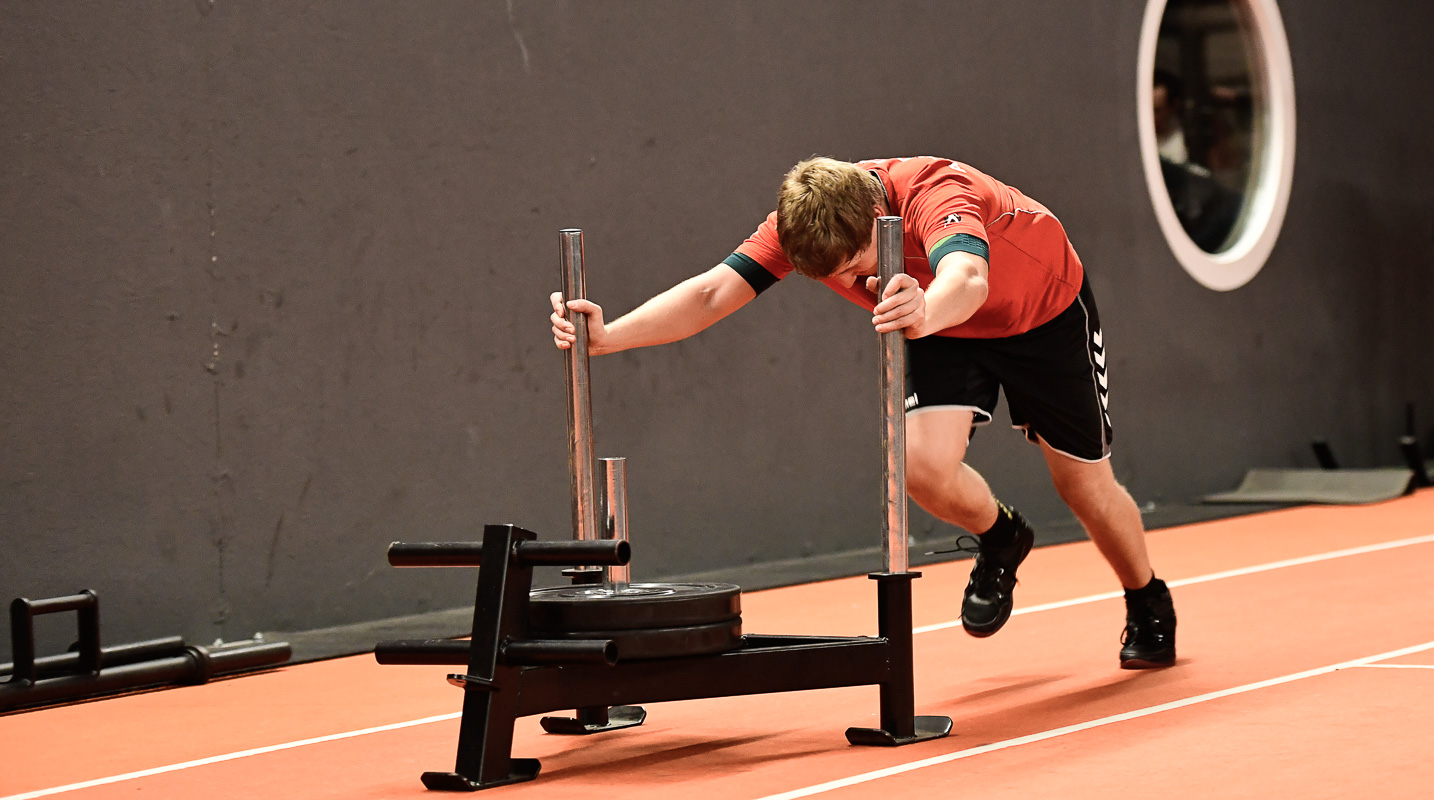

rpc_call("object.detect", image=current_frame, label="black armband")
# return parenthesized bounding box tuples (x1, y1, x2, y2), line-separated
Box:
(723, 252, 780, 295)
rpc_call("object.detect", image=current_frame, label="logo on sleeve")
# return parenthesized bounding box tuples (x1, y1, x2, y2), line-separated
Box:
(942, 213, 963, 226)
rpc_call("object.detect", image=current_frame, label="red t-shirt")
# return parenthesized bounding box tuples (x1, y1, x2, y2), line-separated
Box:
(728, 157, 1084, 338)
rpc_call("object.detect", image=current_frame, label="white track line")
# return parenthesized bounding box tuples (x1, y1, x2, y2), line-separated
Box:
(7, 531, 1434, 800)
(1350, 663, 1434, 670)
(750, 640, 1434, 800)
(0, 713, 461, 800)
(914, 532, 1434, 634)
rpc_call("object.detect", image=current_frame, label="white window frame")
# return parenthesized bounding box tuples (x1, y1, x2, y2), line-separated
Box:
(1137, 0, 1297, 291)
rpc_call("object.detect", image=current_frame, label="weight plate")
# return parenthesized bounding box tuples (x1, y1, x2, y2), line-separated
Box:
(528, 582, 741, 632)
(536, 619, 743, 661)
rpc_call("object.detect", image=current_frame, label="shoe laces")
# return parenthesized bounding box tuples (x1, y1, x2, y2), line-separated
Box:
(924, 534, 982, 558)
(1122, 602, 1171, 645)
(926, 535, 1022, 597)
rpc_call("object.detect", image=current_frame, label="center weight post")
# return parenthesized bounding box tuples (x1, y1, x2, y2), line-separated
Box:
(599, 457, 631, 594)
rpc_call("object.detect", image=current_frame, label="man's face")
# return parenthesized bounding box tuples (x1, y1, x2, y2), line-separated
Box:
(829, 218, 881, 290)
(1153, 84, 1176, 134)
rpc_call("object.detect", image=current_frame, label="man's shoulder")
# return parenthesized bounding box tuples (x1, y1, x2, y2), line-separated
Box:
(858, 156, 971, 173)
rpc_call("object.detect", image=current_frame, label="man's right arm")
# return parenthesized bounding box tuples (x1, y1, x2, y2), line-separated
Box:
(550, 263, 759, 355)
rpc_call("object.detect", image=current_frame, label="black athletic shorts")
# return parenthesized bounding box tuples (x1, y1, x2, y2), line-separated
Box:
(904, 275, 1112, 462)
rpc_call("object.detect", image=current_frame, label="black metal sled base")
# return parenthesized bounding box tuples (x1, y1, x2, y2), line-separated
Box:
(846, 715, 954, 746)
(422, 759, 540, 791)
(382, 524, 952, 791)
(539, 704, 647, 734)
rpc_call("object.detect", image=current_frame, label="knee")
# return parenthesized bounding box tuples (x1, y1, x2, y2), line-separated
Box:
(906, 438, 967, 499)
(906, 460, 944, 505)
(906, 442, 991, 524)
(1051, 466, 1127, 515)
(1051, 469, 1099, 504)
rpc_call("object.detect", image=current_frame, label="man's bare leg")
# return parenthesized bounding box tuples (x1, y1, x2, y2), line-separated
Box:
(1038, 438, 1176, 668)
(905, 408, 1035, 637)
(905, 409, 998, 531)
(1036, 439, 1153, 590)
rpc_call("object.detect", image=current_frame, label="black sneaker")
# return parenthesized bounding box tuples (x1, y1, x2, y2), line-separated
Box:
(960, 511, 1035, 638)
(1120, 586, 1177, 669)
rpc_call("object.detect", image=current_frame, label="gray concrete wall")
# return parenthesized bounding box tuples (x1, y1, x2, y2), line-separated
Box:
(3, 1, 1431, 656)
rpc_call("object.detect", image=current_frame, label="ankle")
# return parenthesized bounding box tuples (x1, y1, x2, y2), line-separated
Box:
(1124, 576, 1169, 603)
(978, 501, 1021, 549)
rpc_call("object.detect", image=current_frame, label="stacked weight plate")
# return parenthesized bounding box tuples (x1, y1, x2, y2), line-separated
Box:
(527, 582, 742, 660)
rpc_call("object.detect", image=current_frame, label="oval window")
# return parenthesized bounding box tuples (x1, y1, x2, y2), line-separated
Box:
(1137, 0, 1296, 291)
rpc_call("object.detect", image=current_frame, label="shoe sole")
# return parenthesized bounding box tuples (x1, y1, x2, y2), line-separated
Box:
(961, 608, 1009, 638)
(960, 529, 1036, 638)
(1119, 654, 1176, 670)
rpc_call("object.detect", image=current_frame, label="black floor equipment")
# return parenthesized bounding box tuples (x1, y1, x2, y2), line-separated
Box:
(375, 221, 951, 791)
(2, 590, 292, 713)
(1398, 403, 1432, 488)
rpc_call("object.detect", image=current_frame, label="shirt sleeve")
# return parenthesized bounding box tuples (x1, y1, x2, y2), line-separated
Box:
(727, 211, 793, 294)
(928, 233, 990, 266)
(906, 164, 991, 271)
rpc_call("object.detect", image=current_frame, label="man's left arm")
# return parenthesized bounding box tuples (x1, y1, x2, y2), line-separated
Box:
(869, 250, 989, 337)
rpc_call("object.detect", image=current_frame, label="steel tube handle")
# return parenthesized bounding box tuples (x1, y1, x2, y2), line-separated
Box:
(877, 216, 909, 574)
(560, 228, 599, 544)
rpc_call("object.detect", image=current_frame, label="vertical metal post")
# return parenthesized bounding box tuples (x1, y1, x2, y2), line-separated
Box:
(877, 216, 908, 575)
(847, 217, 950, 749)
(560, 229, 598, 543)
(599, 458, 631, 593)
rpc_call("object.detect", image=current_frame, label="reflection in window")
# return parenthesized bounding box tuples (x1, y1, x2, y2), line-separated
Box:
(1153, 0, 1258, 254)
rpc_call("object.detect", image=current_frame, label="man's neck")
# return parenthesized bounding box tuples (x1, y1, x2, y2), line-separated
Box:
(868, 170, 891, 213)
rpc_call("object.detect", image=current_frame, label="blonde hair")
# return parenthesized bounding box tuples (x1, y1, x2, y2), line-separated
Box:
(776, 157, 884, 278)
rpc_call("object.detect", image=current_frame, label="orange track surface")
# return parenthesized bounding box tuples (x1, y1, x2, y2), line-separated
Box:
(3, 490, 1432, 799)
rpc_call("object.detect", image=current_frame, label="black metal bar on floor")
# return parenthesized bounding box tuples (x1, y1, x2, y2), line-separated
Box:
(0, 636, 187, 680)
(0, 639, 291, 712)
